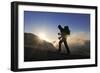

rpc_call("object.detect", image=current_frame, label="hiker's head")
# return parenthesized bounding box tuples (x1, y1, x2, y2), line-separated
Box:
(58, 25, 62, 29)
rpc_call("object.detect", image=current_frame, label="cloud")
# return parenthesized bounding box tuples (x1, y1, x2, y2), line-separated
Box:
(68, 32, 90, 46)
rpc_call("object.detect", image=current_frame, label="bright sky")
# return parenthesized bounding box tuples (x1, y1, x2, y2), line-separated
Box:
(24, 11, 90, 43)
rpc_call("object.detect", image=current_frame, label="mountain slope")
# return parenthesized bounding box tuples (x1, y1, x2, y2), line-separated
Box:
(24, 33, 57, 52)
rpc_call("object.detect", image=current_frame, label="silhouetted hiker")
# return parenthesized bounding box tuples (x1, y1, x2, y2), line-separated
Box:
(58, 25, 70, 54)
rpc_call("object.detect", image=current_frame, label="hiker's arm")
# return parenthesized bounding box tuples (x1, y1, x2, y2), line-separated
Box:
(58, 37, 62, 40)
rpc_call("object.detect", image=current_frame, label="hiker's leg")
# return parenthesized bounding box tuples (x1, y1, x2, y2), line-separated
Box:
(58, 40, 62, 52)
(64, 39, 70, 54)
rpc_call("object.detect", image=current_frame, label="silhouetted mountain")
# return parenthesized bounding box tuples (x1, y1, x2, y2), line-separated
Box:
(24, 33, 57, 52)
(24, 33, 58, 61)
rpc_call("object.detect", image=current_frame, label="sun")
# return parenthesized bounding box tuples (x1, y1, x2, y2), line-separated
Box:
(38, 33, 50, 42)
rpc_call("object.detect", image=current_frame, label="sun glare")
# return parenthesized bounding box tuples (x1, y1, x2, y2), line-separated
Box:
(38, 33, 50, 42)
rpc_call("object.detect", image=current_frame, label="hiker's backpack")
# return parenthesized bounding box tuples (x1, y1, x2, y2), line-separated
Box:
(64, 26, 70, 35)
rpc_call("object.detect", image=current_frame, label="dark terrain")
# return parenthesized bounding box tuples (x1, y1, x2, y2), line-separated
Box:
(24, 33, 90, 62)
